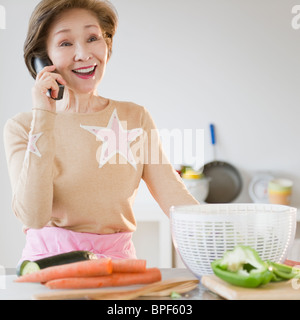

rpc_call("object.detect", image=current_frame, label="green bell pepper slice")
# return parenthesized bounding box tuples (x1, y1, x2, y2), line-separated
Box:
(267, 261, 300, 281)
(211, 246, 273, 288)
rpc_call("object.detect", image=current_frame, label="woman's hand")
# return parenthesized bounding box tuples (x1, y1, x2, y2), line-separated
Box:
(32, 65, 66, 112)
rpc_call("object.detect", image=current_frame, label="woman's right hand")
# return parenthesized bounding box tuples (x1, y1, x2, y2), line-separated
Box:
(32, 65, 66, 112)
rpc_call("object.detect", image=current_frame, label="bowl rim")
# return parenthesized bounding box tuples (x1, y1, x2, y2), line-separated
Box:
(170, 203, 297, 215)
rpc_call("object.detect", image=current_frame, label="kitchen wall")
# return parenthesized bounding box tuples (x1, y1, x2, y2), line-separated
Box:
(0, 0, 300, 267)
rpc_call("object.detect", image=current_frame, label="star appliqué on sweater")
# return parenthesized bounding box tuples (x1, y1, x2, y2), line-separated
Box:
(25, 132, 43, 160)
(80, 109, 143, 169)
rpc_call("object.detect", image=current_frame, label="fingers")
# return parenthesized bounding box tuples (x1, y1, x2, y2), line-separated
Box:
(49, 82, 62, 100)
(37, 74, 60, 99)
(35, 65, 55, 82)
(35, 65, 66, 99)
(36, 65, 66, 83)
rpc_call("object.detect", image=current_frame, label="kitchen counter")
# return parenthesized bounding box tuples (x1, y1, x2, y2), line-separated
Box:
(0, 268, 221, 300)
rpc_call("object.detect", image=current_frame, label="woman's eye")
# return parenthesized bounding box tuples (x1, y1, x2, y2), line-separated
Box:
(88, 36, 99, 42)
(60, 42, 72, 47)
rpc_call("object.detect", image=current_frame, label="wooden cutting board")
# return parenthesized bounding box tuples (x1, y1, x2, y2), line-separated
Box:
(201, 275, 300, 300)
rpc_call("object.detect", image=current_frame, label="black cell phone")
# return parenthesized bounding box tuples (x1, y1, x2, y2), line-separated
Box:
(33, 57, 64, 100)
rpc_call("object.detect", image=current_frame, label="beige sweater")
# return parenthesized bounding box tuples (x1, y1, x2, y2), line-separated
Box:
(3, 99, 198, 234)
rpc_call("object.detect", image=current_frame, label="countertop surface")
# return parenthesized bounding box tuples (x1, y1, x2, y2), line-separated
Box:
(0, 268, 221, 300)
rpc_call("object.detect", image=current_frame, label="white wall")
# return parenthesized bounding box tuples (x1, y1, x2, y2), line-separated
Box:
(1, 0, 300, 267)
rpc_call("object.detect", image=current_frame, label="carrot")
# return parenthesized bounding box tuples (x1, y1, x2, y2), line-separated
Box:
(112, 259, 146, 273)
(284, 259, 300, 267)
(15, 258, 112, 283)
(45, 267, 162, 289)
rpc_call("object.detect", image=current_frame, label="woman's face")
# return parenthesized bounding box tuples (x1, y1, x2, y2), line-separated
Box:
(46, 8, 108, 95)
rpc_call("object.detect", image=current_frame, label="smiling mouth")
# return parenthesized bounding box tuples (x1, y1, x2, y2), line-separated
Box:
(72, 65, 97, 76)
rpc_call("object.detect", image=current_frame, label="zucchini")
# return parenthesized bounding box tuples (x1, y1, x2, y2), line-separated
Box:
(16, 250, 97, 276)
(17, 260, 40, 276)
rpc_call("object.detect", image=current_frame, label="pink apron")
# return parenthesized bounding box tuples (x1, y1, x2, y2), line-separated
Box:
(20, 226, 137, 263)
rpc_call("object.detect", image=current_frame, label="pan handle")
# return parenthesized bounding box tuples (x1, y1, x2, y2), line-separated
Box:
(210, 123, 216, 161)
(210, 124, 216, 145)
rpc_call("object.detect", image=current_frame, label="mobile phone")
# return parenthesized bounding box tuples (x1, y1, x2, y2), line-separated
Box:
(33, 57, 64, 100)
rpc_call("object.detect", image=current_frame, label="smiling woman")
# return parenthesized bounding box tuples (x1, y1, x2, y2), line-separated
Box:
(23, 0, 118, 113)
(24, 0, 117, 79)
(46, 8, 108, 100)
(3, 0, 199, 264)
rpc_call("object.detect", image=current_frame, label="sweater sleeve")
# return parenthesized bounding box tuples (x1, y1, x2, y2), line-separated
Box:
(3, 109, 57, 228)
(141, 108, 199, 217)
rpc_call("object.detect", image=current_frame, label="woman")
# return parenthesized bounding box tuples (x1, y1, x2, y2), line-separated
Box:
(3, 0, 198, 262)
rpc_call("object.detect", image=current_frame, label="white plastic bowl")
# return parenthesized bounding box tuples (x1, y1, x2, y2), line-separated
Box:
(182, 178, 210, 203)
(170, 204, 297, 278)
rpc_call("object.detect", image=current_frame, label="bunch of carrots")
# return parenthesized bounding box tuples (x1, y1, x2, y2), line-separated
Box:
(15, 258, 162, 289)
